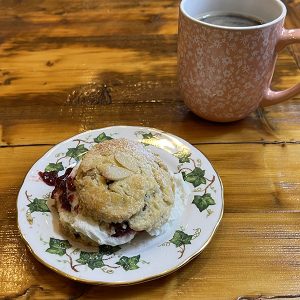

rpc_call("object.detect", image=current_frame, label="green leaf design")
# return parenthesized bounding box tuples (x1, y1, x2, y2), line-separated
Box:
(45, 162, 64, 172)
(116, 255, 140, 271)
(142, 132, 154, 139)
(94, 132, 113, 143)
(182, 167, 206, 187)
(27, 198, 50, 213)
(193, 193, 216, 212)
(76, 251, 91, 264)
(76, 251, 104, 270)
(46, 247, 66, 256)
(141, 132, 159, 147)
(98, 245, 120, 255)
(170, 230, 193, 247)
(46, 238, 71, 256)
(174, 149, 191, 163)
(66, 144, 88, 162)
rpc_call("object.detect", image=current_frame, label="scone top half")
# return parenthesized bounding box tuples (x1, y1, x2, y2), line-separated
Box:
(74, 138, 175, 233)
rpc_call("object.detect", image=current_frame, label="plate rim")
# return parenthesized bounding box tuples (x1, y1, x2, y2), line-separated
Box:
(17, 125, 224, 285)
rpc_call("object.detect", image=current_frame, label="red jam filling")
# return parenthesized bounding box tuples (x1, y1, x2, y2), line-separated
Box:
(111, 222, 134, 237)
(39, 168, 74, 212)
(38, 171, 58, 186)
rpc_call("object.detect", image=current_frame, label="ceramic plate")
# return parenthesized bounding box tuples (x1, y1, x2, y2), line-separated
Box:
(17, 126, 223, 285)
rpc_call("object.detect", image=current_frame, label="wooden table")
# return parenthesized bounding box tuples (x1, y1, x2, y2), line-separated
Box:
(1, 0, 300, 299)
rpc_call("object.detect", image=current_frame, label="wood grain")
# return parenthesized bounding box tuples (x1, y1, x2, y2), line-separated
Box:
(1, 0, 300, 299)
(1, 97, 300, 146)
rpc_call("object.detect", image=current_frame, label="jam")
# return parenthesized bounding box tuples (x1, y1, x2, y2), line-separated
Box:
(38, 171, 58, 186)
(68, 194, 74, 203)
(39, 168, 74, 212)
(67, 176, 76, 191)
(111, 222, 134, 237)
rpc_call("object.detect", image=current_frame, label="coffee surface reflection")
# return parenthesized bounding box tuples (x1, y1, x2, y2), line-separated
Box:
(198, 12, 264, 27)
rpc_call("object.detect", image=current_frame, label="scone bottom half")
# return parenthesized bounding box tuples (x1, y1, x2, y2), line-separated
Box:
(39, 138, 175, 246)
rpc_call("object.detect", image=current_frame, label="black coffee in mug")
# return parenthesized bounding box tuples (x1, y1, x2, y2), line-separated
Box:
(198, 12, 265, 27)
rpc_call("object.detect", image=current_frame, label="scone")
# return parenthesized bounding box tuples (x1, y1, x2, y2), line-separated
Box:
(51, 138, 175, 246)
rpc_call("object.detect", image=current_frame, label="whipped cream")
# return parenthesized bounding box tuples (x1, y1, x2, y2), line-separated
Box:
(71, 214, 136, 246)
(147, 173, 191, 236)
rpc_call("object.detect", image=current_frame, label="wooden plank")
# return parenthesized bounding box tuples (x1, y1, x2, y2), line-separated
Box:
(1, 46, 300, 146)
(200, 144, 300, 213)
(0, 47, 299, 101)
(2, 212, 300, 299)
(1, 144, 299, 214)
(0, 41, 177, 98)
(0, 0, 178, 39)
(1, 102, 300, 146)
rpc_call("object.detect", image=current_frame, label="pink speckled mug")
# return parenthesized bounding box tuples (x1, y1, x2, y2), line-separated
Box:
(178, 0, 300, 122)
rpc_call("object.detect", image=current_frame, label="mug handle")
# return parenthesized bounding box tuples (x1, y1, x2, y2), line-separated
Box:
(261, 28, 300, 107)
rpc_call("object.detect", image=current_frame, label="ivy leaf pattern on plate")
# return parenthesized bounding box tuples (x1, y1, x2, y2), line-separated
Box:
(140, 132, 159, 146)
(76, 245, 121, 270)
(76, 251, 105, 270)
(174, 149, 191, 163)
(27, 198, 50, 213)
(46, 238, 72, 256)
(45, 162, 64, 172)
(182, 167, 206, 187)
(161, 228, 201, 259)
(116, 255, 141, 271)
(170, 230, 193, 248)
(66, 144, 88, 162)
(94, 132, 113, 143)
(142, 133, 155, 139)
(193, 194, 216, 212)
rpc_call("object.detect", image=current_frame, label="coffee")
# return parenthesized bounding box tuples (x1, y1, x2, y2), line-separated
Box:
(198, 12, 264, 27)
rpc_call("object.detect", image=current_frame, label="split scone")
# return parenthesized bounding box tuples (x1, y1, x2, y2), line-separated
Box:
(51, 138, 175, 246)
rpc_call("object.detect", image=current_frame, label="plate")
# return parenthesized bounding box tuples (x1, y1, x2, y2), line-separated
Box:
(17, 126, 223, 285)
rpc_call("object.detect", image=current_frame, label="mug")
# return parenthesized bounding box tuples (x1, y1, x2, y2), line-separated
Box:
(178, 0, 300, 122)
